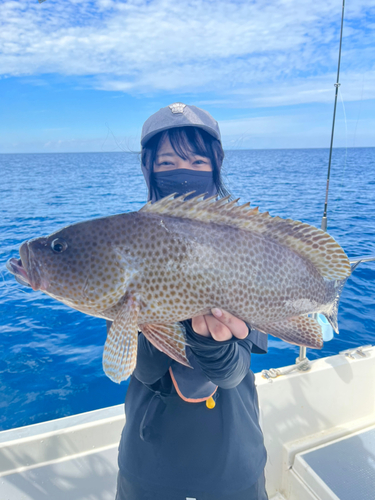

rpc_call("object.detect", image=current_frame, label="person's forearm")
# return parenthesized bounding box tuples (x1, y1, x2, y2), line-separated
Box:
(185, 323, 252, 389)
(133, 333, 173, 385)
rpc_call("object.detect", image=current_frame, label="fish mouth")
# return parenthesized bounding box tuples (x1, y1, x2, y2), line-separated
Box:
(6, 257, 32, 288)
(6, 241, 46, 291)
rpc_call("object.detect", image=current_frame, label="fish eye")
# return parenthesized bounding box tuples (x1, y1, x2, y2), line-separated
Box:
(51, 238, 68, 254)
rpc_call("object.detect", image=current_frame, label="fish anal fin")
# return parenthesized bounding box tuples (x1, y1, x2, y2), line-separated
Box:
(103, 295, 140, 383)
(140, 322, 191, 368)
(140, 194, 350, 281)
(256, 315, 324, 349)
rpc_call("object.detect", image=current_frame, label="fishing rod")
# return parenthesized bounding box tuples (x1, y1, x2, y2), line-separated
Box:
(320, 4, 375, 274)
(319, 4, 375, 269)
(298, 2, 375, 366)
(321, 0, 346, 232)
(297, 0, 346, 364)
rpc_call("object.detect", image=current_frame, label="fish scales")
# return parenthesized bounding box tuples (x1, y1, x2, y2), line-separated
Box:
(7, 194, 351, 383)
(126, 215, 327, 326)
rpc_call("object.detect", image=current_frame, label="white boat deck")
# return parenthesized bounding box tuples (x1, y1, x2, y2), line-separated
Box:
(258, 344, 375, 499)
(1, 345, 374, 500)
(0, 406, 124, 500)
(0, 446, 118, 500)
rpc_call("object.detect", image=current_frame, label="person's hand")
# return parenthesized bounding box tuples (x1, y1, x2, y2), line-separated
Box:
(192, 308, 249, 341)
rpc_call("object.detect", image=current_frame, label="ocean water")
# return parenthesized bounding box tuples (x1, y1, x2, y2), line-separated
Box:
(0, 148, 374, 431)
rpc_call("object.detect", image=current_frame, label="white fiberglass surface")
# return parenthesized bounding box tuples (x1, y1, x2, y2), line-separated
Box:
(0, 446, 118, 500)
(299, 426, 375, 500)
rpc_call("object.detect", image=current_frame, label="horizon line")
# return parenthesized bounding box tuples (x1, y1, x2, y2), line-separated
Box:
(1, 145, 374, 155)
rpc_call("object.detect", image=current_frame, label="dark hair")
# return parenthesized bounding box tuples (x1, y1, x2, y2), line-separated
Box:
(141, 126, 231, 199)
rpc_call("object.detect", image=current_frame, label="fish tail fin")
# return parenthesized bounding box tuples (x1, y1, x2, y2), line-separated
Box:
(322, 274, 351, 334)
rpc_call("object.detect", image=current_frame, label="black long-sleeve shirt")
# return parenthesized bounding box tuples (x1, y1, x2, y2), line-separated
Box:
(117, 321, 267, 497)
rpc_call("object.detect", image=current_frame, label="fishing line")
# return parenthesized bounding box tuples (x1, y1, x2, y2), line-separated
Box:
(102, 121, 139, 155)
(102, 122, 125, 152)
(352, 73, 365, 148)
(102, 122, 128, 153)
(329, 86, 348, 217)
(0, 268, 10, 292)
(101, 123, 111, 151)
(0, 267, 29, 298)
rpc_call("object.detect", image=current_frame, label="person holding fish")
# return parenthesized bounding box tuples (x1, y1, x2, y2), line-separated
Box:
(114, 103, 269, 500)
(7, 102, 351, 498)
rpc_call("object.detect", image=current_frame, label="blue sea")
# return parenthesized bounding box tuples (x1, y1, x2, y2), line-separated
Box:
(1, 148, 374, 431)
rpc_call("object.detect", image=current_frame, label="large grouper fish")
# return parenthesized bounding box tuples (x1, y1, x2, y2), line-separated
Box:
(7, 194, 352, 383)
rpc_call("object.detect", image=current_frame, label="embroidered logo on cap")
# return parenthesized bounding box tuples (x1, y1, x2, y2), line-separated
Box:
(168, 102, 187, 114)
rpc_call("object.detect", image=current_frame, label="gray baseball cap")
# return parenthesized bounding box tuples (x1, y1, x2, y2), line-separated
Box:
(141, 102, 221, 147)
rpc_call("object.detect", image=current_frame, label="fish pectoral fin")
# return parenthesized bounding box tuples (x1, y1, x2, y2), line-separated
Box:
(140, 322, 192, 368)
(256, 315, 323, 349)
(102, 296, 140, 383)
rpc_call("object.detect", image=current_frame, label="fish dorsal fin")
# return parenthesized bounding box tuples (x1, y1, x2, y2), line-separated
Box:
(140, 193, 351, 280)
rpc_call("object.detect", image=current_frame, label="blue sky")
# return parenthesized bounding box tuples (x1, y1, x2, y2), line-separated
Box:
(0, 0, 374, 153)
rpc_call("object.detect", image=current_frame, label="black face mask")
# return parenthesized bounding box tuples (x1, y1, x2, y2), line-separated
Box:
(151, 169, 217, 202)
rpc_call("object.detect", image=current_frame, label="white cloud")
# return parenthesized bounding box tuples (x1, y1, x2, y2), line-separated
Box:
(220, 70, 375, 108)
(219, 113, 375, 150)
(0, 0, 374, 105)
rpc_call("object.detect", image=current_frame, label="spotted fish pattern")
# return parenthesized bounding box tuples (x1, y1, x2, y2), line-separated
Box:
(7, 194, 351, 383)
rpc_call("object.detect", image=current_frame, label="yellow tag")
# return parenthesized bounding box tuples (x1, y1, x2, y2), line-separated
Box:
(206, 396, 215, 409)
